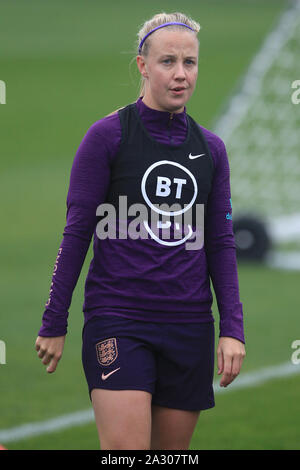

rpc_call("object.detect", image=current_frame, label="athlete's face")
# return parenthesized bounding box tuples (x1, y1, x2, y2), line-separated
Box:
(137, 29, 199, 113)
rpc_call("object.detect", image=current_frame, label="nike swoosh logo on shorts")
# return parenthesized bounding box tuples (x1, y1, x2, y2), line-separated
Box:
(189, 153, 205, 159)
(101, 367, 121, 380)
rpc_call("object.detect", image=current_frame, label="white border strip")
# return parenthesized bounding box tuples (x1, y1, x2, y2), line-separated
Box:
(2, 1, 300, 449)
(0, 361, 299, 444)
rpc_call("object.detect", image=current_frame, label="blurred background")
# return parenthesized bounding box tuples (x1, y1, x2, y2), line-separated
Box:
(0, 0, 299, 450)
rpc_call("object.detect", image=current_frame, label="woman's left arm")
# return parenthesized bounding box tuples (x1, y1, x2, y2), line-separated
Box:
(204, 133, 246, 386)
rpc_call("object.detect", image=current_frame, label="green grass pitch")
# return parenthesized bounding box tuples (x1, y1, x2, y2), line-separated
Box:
(1, 0, 299, 450)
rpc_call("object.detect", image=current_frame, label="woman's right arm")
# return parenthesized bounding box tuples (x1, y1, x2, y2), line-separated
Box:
(35, 113, 121, 372)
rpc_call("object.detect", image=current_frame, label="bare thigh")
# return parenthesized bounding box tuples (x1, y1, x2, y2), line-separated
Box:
(151, 404, 201, 450)
(91, 388, 152, 450)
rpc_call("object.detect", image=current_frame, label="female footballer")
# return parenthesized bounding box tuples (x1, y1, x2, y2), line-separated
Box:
(35, 12, 246, 450)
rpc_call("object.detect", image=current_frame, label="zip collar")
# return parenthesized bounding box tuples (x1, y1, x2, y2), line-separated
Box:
(135, 97, 187, 140)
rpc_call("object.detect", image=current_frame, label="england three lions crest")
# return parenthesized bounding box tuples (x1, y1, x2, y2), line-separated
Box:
(96, 338, 118, 366)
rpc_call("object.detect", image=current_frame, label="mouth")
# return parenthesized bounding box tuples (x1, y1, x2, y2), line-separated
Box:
(170, 87, 186, 95)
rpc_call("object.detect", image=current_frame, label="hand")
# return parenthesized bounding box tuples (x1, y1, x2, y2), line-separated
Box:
(217, 337, 246, 387)
(35, 335, 66, 373)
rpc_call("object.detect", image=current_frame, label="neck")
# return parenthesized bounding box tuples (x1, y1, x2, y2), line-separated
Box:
(135, 96, 188, 146)
(141, 95, 184, 114)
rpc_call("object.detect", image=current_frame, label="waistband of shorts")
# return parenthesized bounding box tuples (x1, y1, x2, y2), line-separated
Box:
(83, 307, 215, 326)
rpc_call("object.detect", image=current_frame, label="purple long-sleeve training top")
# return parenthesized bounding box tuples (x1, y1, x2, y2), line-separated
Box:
(38, 97, 245, 344)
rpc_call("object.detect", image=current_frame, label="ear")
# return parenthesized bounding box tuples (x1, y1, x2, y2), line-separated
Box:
(136, 55, 148, 78)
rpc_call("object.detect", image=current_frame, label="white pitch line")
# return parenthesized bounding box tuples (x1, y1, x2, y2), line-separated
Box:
(0, 361, 299, 444)
(0, 409, 94, 445)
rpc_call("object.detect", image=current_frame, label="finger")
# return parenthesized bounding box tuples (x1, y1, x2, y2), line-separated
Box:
(46, 353, 62, 373)
(47, 361, 59, 373)
(42, 352, 54, 366)
(220, 371, 231, 387)
(220, 355, 233, 387)
(240, 350, 246, 369)
(46, 361, 57, 373)
(238, 352, 245, 375)
(231, 354, 241, 379)
(37, 348, 46, 359)
(217, 349, 224, 375)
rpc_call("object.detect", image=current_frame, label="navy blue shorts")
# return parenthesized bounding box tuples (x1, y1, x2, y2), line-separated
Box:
(81, 314, 215, 411)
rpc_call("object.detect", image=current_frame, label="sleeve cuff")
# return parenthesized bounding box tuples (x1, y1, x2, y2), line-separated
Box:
(38, 309, 68, 337)
(219, 302, 245, 344)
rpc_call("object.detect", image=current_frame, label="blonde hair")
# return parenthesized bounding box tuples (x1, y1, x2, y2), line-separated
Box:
(137, 12, 201, 97)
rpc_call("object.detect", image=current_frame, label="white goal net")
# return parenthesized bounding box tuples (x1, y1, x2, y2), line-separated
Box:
(213, 0, 300, 251)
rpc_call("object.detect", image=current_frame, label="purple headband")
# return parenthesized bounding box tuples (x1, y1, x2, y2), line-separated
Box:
(138, 22, 195, 54)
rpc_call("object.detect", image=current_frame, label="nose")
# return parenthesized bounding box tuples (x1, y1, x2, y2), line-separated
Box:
(173, 61, 186, 80)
